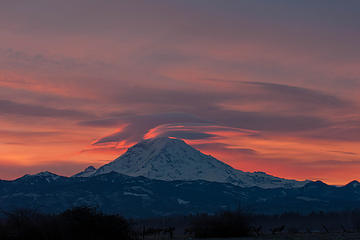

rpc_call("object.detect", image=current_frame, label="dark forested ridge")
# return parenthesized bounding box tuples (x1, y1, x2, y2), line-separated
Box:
(1, 172, 360, 218)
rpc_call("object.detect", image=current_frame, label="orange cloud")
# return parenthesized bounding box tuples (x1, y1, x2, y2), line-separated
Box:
(1, 1, 360, 185)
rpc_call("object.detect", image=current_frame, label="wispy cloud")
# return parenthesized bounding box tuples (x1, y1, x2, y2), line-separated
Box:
(0, 99, 93, 119)
(0, 0, 359, 184)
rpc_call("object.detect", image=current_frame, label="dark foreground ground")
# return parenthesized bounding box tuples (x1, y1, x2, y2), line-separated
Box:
(137, 210, 360, 240)
(2, 207, 360, 240)
(143, 232, 360, 240)
(141, 233, 360, 240)
(199, 233, 360, 240)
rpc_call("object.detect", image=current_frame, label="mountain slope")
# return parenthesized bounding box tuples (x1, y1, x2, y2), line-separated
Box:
(1, 172, 359, 218)
(15, 171, 64, 184)
(72, 166, 96, 177)
(93, 137, 308, 189)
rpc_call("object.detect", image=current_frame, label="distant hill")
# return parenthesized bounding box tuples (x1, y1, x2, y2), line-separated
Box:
(1, 171, 360, 218)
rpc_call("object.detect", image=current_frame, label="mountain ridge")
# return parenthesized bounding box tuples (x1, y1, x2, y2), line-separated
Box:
(72, 166, 97, 177)
(1, 171, 360, 218)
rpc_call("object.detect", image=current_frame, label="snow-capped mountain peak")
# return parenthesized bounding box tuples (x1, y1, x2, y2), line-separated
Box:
(93, 137, 308, 189)
(72, 166, 97, 177)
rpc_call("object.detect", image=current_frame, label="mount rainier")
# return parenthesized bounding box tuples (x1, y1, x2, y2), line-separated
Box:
(2, 171, 360, 217)
(79, 137, 308, 189)
(3, 137, 360, 217)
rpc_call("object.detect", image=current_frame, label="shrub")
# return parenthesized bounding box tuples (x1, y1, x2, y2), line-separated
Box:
(189, 210, 251, 238)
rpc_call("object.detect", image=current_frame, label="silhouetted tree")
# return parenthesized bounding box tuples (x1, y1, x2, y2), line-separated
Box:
(0, 207, 134, 240)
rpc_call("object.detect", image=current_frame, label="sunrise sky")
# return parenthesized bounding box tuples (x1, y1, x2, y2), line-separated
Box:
(0, 1, 359, 184)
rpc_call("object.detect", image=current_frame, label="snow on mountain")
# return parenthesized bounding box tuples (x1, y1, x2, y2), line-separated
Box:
(16, 171, 62, 183)
(93, 137, 308, 189)
(72, 166, 96, 177)
(3, 172, 359, 217)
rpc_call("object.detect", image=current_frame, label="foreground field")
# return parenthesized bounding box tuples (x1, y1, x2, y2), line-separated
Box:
(3, 207, 360, 240)
(194, 233, 360, 240)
